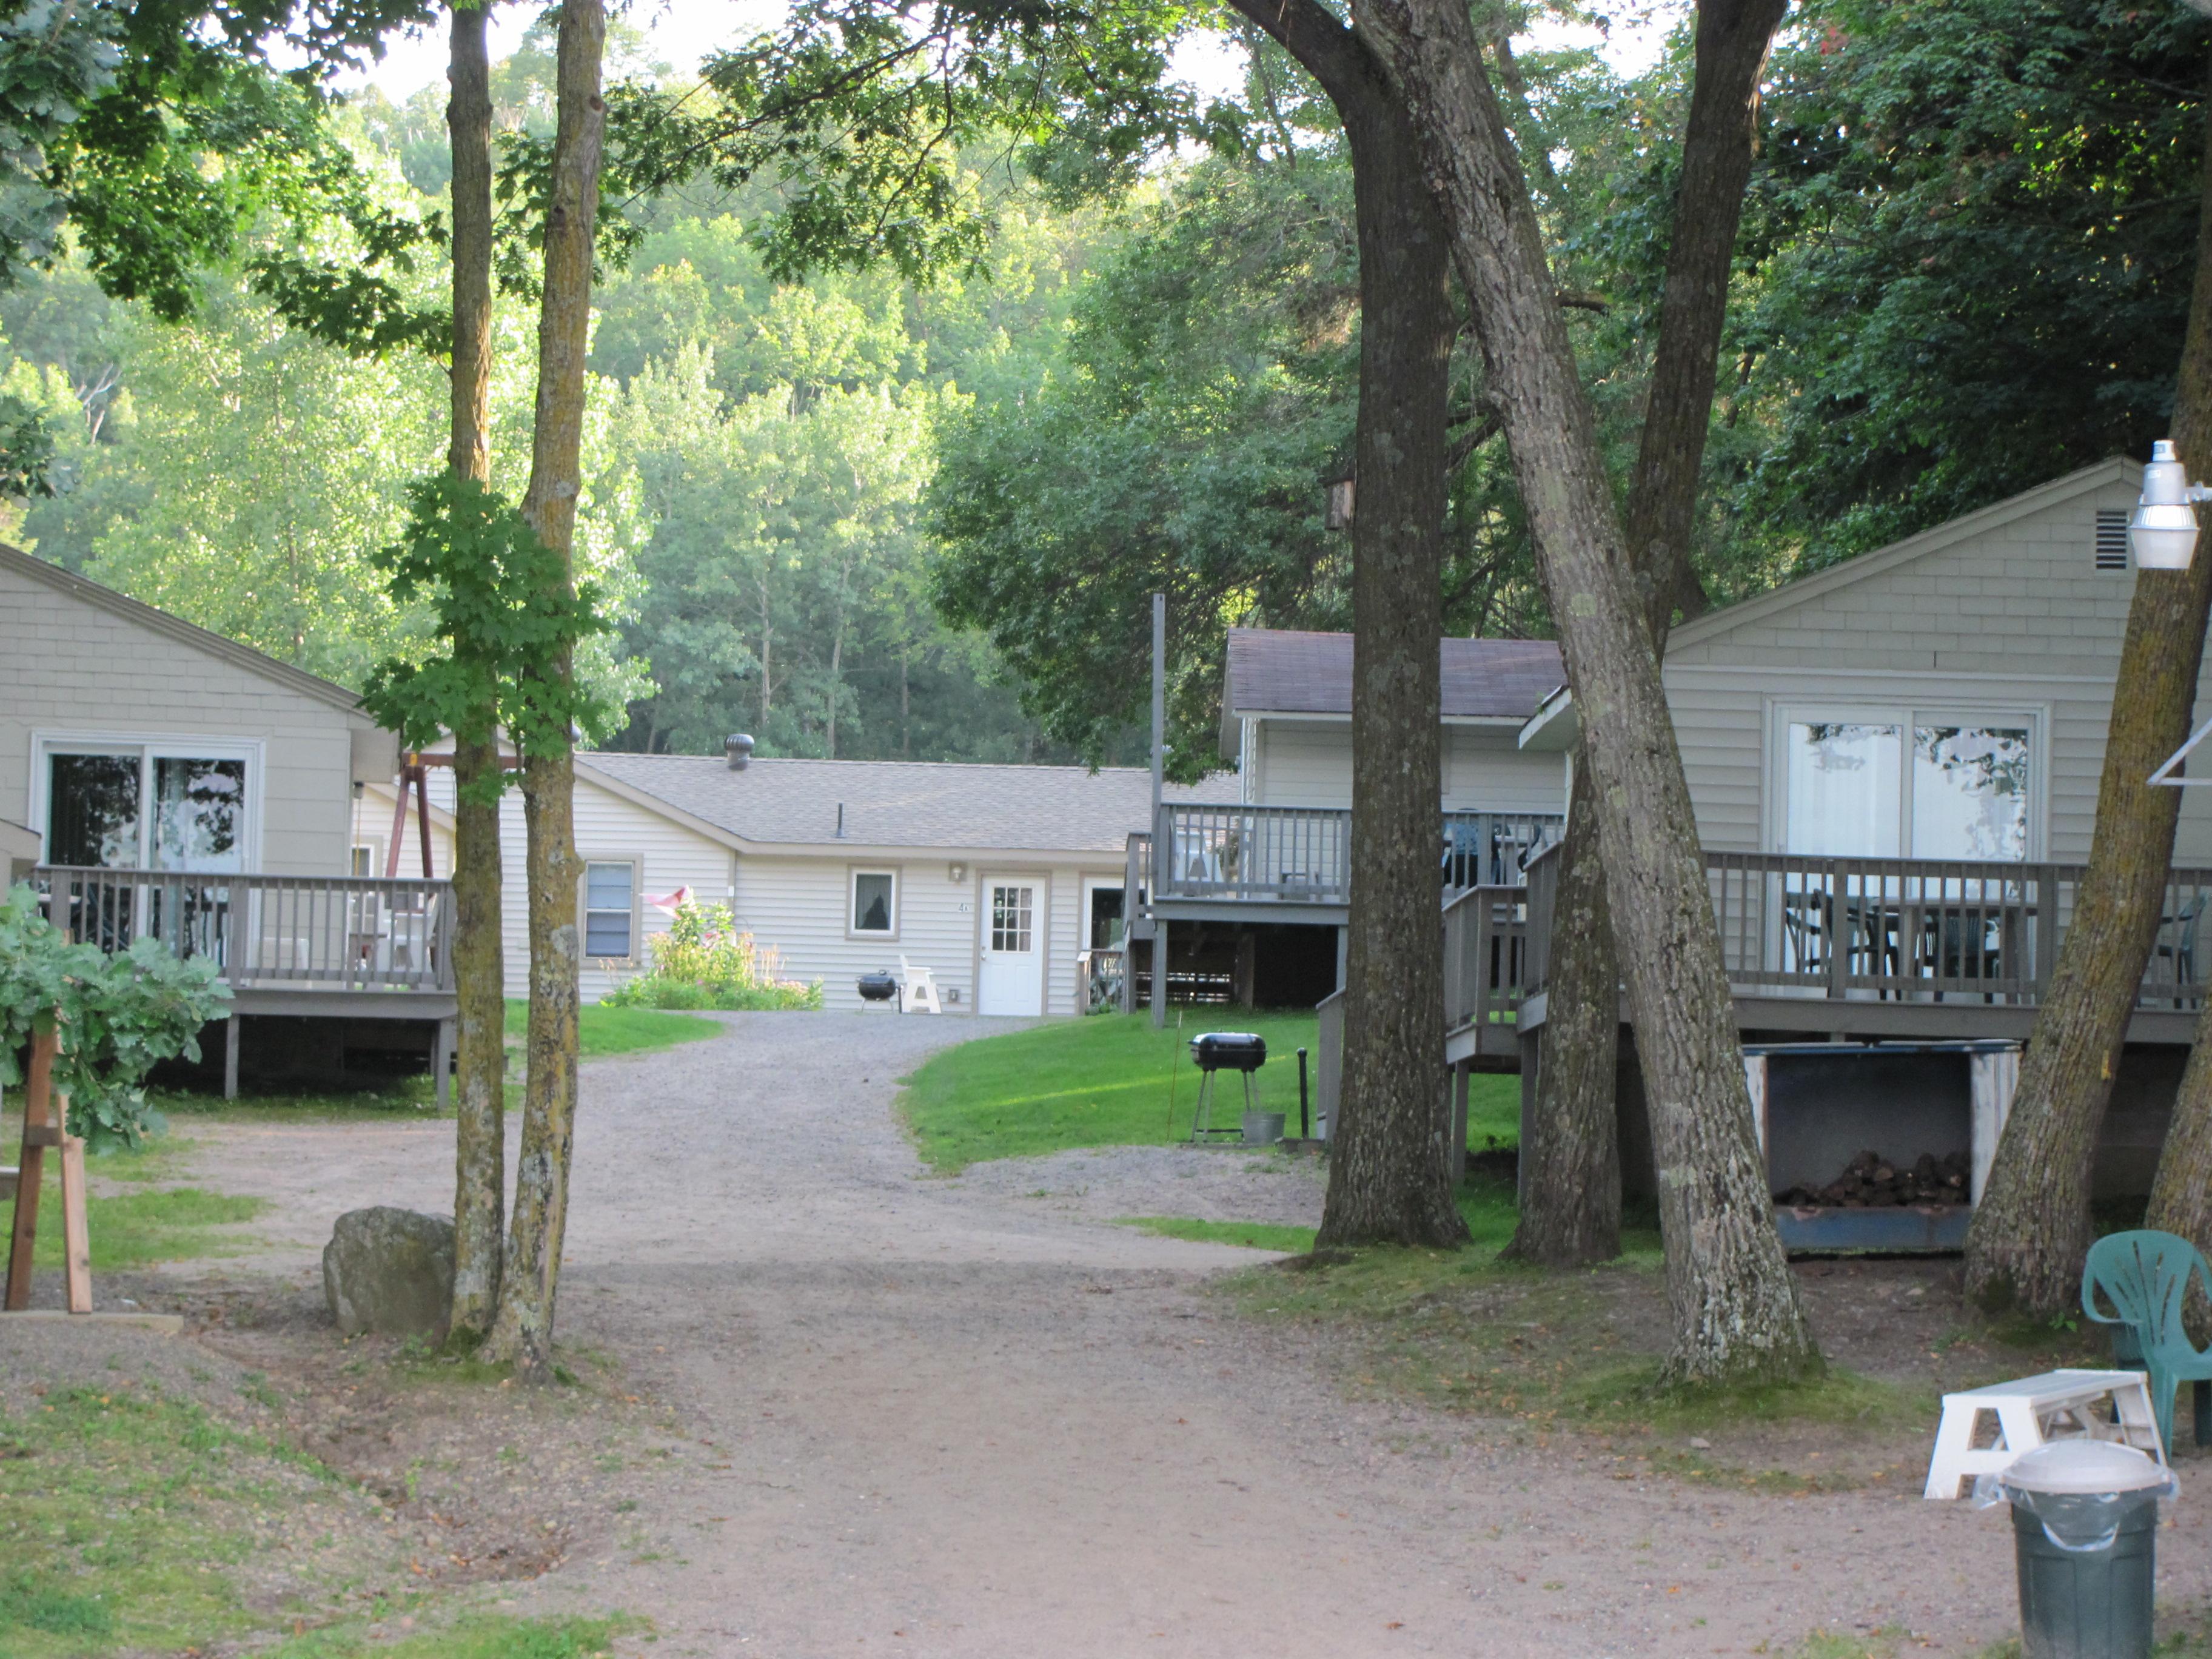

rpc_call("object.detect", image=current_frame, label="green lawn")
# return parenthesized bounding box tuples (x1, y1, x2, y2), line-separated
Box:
(899, 1011, 1519, 1172)
(506, 999, 724, 1059)
(27, 1179, 267, 1270)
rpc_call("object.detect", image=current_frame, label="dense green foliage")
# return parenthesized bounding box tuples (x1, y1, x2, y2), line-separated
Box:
(0, 5, 2202, 768)
(360, 472, 620, 766)
(933, 4, 2212, 761)
(0, 883, 230, 1147)
(598, 899, 822, 1011)
(1726, 0, 2211, 565)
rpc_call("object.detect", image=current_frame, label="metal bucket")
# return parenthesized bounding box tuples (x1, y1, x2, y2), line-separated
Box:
(1241, 1111, 1285, 1146)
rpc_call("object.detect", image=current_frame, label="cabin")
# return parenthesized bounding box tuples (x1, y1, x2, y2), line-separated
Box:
(1128, 630, 1570, 1019)
(0, 545, 449, 1094)
(1131, 460, 2212, 1209)
(387, 744, 1232, 1016)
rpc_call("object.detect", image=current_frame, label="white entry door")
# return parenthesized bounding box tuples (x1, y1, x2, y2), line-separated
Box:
(977, 879, 1044, 1016)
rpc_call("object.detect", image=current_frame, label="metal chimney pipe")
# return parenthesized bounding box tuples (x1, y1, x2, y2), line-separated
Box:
(836, 802, 846, 839)
(724, 733, 755, 771)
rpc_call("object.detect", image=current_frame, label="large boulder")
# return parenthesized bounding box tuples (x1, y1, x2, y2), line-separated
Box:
(322, 1207, 454, 1340)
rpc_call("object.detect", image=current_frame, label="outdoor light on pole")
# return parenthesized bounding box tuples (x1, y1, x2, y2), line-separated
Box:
(2128, 440, 2212, 569)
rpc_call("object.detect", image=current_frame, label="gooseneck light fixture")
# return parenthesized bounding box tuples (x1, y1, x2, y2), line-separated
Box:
(2129, 440, 2212, 570)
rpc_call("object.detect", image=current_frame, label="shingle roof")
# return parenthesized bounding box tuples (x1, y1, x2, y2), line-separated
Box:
(578, 753, 1227, 854)
(1222, 628, 1565, 720)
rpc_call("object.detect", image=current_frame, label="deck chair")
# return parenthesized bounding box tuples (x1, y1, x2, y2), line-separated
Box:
(2154, 899, 2202, 1007)
(2081, 1228, 2212, 1451)
(897, 955, 943, 1014)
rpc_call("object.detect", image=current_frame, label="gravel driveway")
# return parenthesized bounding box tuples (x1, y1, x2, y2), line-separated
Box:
(151, 1012, 2211, 1657)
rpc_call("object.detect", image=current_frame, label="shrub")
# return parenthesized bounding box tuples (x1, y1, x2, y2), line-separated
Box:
(0, 883, 231, 1147)
(600, 899, 822, 1013)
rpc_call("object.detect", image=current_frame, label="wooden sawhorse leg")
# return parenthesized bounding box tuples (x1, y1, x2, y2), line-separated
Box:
(5, 1022, 90, 1314)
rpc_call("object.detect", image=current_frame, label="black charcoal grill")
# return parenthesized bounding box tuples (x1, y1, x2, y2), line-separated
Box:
(1187, 1032, 1267, 1141)
(857, 970, 900, 1007)
(1189, 1032, 1266, 1072)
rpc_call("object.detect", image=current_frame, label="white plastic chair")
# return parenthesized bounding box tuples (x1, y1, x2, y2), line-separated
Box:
(898, 955, 943, 1014)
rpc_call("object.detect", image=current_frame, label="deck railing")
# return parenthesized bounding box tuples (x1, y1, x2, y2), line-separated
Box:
(1140, 805, 1564, 907)
(1443, 884, 1532, 1031)
(32, 866, 457, 994)
(1507, 848, 2212, 1022)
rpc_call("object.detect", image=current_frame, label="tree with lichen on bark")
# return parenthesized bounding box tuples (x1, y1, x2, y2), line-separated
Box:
(1354, 0, 1822, 1386)
(1505, 0, 1783, 1271)
(483, 0, 609, 1382)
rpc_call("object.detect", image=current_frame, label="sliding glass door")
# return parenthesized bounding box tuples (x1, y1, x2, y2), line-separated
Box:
(40, 742, 255, 957)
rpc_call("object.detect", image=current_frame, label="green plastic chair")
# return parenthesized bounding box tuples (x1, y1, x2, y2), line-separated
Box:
(2080, 1229, 2212, 1453)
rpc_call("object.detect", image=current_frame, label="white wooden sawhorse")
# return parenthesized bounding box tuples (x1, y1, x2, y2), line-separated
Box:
(1924, 1368, 2165, 1500)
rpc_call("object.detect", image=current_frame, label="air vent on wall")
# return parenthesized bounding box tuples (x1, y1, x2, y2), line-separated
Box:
(2096, 508, 2130, 571)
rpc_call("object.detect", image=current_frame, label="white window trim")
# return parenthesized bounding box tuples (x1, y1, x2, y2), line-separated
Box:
(580, 856, 642, 964)
(1764, 701, 2048, 861)
(28, 730, 266, 872)
(848, 866, 900, 940)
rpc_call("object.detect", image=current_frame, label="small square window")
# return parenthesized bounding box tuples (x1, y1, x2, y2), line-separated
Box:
(852, 871, 896, 934)
(585, 862, 634, 958)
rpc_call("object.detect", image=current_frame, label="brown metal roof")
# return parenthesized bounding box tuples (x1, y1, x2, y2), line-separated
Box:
(1222, 628, 1564, 720)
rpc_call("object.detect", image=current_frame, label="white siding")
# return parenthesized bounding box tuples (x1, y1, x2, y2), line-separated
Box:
(729, 850, 1121, 1014)
(350, 782, 454, 878)
(1252, 722, 1352, 806)
(1246, 717, 1567, 816)
(1666, 474, 2212, 865)
(1, 563, 373, 875)
(477, 774, 733, 1002)
(1444, 726, 1568, 814)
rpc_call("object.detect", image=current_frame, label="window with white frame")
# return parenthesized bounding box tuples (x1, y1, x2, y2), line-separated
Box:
(38, 739, 256, 872)
(1778, 710, 2037, 860)
(850, 870, 897, 936)
(583, 862, 636, 959)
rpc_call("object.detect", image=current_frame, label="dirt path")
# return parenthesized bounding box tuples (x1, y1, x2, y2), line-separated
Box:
(158, 1013, 2210, 1657)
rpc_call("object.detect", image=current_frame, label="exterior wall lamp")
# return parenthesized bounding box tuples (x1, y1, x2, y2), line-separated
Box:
(2128, 440, 2212, 570)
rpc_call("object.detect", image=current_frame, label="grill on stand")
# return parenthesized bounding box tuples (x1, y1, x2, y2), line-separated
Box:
(1188, 1032, 1267, 1142)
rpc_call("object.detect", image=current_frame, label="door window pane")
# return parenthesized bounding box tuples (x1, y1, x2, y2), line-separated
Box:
(47, 753, 141, 868)
(1913, 726, 2031, 860)
(1785, 723, 1901, 856)
(152, 757, 246, 873)
(585, 862, 634, 957)
(852, 872, 894, 933)
(991, 885, 1033, 953)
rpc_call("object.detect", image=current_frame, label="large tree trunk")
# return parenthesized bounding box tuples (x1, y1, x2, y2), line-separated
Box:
(1228, 0, 1466, 1247)
(1509, 0, 1781, 1269)
(487, 0, 606, 1382)
(2138, 73, 2212, 1301)
(444, 0, 505, 1346)
(1358, 0, 1820, 1382)
(1506, 766, 1620, 1264)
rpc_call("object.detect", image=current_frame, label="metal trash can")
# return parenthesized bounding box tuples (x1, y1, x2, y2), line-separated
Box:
(1973, 1441, 2179, 1659)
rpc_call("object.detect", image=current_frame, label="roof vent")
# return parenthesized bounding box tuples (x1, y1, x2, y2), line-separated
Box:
(724, 733, 755, 771)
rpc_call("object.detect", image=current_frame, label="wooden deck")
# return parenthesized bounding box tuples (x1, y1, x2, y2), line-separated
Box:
(1133, 805, 1564, 925)
(33, 865, 458, 1097)
(1443, 844, 2212, 1066)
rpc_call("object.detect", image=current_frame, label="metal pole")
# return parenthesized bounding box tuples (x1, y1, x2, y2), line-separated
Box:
(1297, 1046, 1310, 1139)
(1150, 591, 1167, 1030)
(1151, 591, 1165, 821)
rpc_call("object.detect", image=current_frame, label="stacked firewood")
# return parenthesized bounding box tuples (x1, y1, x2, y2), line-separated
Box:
(1774, 1148, 1971, 1209)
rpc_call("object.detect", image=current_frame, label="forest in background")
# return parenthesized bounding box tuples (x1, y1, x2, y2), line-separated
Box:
(0, 0, 2199, 772)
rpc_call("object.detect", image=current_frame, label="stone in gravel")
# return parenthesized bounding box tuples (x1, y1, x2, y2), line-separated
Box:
(323, 1207, 454, 1339)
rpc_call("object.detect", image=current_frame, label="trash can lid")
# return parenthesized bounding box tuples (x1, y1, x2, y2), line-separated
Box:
(2000, 1441, 2171, 1496)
